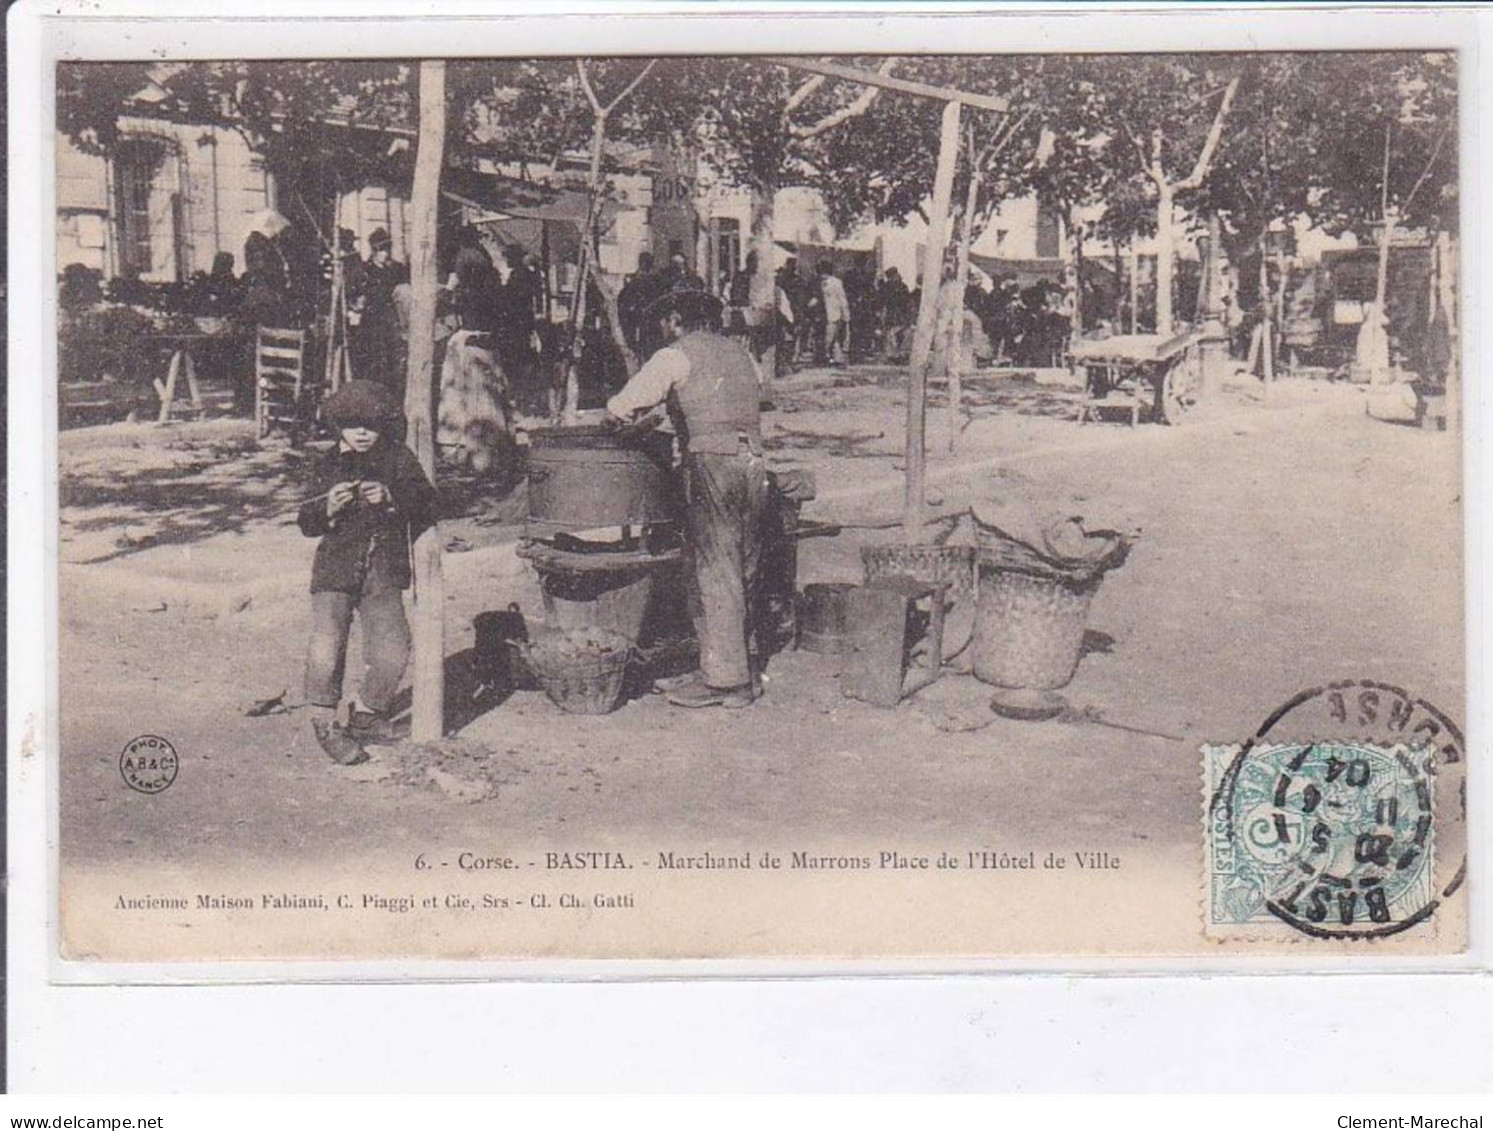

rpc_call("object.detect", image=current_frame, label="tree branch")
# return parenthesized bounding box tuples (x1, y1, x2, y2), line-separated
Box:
(783, 71, 827, 116)
(1403, 117, 1453, 213)
(575, 59, 602, 115)
(1174, 74, 1239, 191)
(981, 107, 1033, 172)
(1380, 120, 1393, 218)
(603, 58, 658, 116)
(789, 57, 897, 139)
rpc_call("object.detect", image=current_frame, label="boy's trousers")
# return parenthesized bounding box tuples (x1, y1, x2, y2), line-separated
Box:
(304, 590, 411, 714)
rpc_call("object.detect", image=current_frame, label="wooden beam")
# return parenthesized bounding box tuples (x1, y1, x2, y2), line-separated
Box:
(765, 56, 1008, 114)
(904, 99, 963, 539)
(405, 59, 448, 743)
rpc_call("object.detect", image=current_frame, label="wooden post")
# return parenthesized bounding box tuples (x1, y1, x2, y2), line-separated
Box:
(405, 59, 447, 743)
(183, 349, 202, 409)
(905, 99, 961, 539)
(156, 350, 181, 424)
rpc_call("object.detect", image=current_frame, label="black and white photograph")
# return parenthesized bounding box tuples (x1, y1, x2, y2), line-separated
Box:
(41, 33, 1471, 964)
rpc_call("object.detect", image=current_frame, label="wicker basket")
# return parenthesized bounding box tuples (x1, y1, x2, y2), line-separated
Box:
(519, 629, 633, 715)
(972, 560, 1098, 690)
(861, 543, 976, 599)
(539, 566, 655, 642)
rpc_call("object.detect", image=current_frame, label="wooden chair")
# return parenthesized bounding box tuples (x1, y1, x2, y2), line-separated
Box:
(254, 326, 307, 441)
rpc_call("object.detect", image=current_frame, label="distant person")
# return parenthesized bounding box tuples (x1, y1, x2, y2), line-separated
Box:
(351, 227, 409, 392)
(817, 261, 849, 366)
(878, 267, 912, 359)
(496, 245, 540, 377)
(240, 230, 294, 334)
(297, 381, 436, 765)
(449, 225, 499, 335)
(205, 251, 239, 314)
(661, 250, 706, 294)
(619, 251, 666, 355)
(775, 257, 802, 369)
(729, 252, 754, 328)
(846, 265, 878, 363)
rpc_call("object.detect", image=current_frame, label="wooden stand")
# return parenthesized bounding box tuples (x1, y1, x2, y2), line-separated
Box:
(840, 577, 948, 708)
(154, 346, 204, 424)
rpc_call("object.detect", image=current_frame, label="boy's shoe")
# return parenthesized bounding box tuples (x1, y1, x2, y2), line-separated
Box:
(346, 708, 395, 744)
(666, 677, 754, 709)
(313, 718, 369, 766)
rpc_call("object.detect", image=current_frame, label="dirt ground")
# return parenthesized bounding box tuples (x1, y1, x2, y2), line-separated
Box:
(55, 367, 1464, 958)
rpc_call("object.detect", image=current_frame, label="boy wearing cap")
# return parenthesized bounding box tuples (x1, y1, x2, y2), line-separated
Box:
(297, 380, 437, 763)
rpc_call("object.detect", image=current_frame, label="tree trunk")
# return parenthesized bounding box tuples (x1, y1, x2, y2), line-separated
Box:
(404, 59, 447, 743)
(1439, 230, 1459, 433)
(1273, 245, 1290, 376)
(905, 99, 962, 539)
(1113, 241, 1124, 327)
(1371, 209, 1397, 385)
(593, 265, 637, 376)
(1258, 236, 1274, 396)
(1069, 204, 1085, 345)
(943, 167, 981, 455)
(564, 115, 608, 420)
(749, 183, 778, 374)
(1129, 242, 1139, 334)
(1154, 184, 1175, 335)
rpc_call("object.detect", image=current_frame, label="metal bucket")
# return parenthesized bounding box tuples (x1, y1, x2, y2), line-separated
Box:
(795, 582, 858, 654)
(525, 425, 679, 538)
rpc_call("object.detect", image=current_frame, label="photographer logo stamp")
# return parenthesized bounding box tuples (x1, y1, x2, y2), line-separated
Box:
(120, 735, 179, 795)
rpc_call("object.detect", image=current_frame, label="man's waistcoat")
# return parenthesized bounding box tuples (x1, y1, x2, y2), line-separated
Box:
(669, 330, 763, 455)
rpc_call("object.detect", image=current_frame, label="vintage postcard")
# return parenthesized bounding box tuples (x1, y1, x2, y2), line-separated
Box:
(36, 9, 1477, 970)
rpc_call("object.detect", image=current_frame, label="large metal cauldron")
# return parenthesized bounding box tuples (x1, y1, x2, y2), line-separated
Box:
(524, 424, 680, 539)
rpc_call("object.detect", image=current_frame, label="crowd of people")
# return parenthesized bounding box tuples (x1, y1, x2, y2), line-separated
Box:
(763, 258, 1073, 373)
(71, 218, 1086, 434)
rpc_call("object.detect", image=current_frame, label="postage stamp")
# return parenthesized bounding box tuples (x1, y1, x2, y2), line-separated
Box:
(1205, 680, 1467, 943)
(1204, 741, 1437, 939)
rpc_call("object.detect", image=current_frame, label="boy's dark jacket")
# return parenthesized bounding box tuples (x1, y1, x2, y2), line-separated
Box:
(297, 440, 437, 594)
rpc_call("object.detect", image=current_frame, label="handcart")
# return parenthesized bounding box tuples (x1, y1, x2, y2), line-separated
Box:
(1069, 328, 1206, 426)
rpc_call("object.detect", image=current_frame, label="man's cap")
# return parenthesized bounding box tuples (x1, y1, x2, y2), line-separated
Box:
(641, 286, 724, 325)
(322, 379, 403, 428)
(369, 227, 393, 250)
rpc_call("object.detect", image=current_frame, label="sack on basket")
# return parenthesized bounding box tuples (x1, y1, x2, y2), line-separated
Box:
(968, 513, 1134, 692)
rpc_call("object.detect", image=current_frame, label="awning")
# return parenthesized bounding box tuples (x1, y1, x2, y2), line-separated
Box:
(441, 166, 614, 230)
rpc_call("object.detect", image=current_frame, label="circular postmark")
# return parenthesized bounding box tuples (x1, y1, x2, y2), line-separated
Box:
(120, 734, 179, 795)
(1210, 680, 1465, 940)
